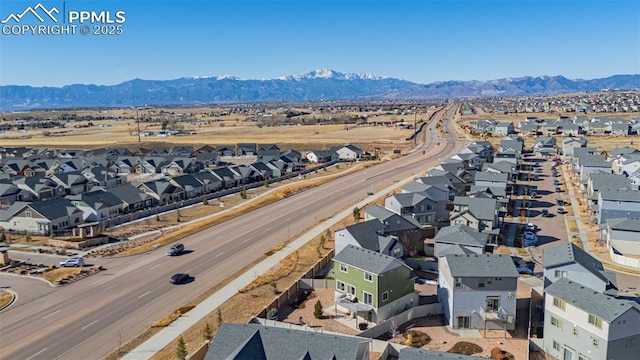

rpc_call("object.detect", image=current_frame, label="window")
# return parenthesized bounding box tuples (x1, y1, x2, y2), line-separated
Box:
(626, 339, 636, 348)
(392, 247, 401, 257)
(554, 270, 567, 278)
(364, 272, 373, 282)
(551, 316, 563, 329)
(578, 354, 590, 360)
(340, 264, 348, 273)
(552, 341, 562, 352)
(573, 327, 579, 336)
(336, 281, 345, 291)
(486, 296, 500, 311)
(74, 217, 80, 223)
(362, 291, 373, 305)
(346, 284, 355, 295)
(455, 277, 462, 288)
(382, 291, 389, 302)
(478, 278, 485, 288)
(25, 211, 32, 218)
(553, 297, 566, 310)
(592, 338, 599, 348)
(588, 314, 602, 329)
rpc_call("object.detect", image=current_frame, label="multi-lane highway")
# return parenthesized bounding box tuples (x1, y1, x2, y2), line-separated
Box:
(0, 105, 464, 360)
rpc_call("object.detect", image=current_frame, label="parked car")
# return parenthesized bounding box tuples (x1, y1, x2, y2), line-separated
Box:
(558, 207, 567, 214)
(525, 223, 537, 232)
(553, 180, 561, 185)
(166, 243, 185, 256)
(517, 266, 534, 275)
(557, 198, 564, 206)
(524, 231, 537, 241)
(169, 273, 190, 284)
(555, 187, 562, 192)
(542, 209, 550, 217)
(59, 257, 84, 267)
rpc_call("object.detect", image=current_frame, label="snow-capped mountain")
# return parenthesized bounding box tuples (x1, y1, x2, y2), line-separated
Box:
(0, 70, 638, 110)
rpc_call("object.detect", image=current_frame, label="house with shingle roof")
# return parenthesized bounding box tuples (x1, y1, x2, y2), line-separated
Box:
(434, 225, 488, 257)
(561, 137, 587, 158)
(333, 244, 418, 324)
(364, 205, 429, 256)
(450, 196, 500, 243)
(597, 188, 640, 225)
(543, 242, 617, 294)
(437, 254, 518, 331)
(109, 183, 153, 212)
(604, 217, 640, 256)
(543, 279, 640, 360)
(0, 196, 83, 235)
(66, 189, 124, 222)
(137, 179, 184, 205)
(49, 171, 92, 195)
(334, 219, 403, 258)
(170, 174, 205, 199)
(205, 323, 370, 360)
(384, 191, 447, 228)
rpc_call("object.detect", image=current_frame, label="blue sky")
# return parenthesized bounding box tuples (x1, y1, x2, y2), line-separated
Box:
(1, 0, 638, 86)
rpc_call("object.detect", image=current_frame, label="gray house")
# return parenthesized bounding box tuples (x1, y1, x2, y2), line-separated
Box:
(543, 242, 617, 294)
(604, 217, 640, 257)
(562, 137, 587, 158)
(433, 225, 488, 257)
(205, 323, 370, 360)
(543, 279, 640, 360)
(384, 192, 447, 228)
(334, 219, 403, 258)
(0, 196, 83, 235)
(437, 254, 518, 331)
(597, 188, 640, 225)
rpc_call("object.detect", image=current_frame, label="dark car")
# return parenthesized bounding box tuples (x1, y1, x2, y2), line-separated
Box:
(542, 209, 550, 217)
(555, 187, 562, 192)
(170, 273, 190, 284)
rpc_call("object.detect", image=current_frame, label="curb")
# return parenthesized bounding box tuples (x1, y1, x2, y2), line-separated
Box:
(0, 288, 17, 312)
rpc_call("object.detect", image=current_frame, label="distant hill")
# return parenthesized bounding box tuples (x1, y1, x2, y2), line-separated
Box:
(1, 69, 638, 110)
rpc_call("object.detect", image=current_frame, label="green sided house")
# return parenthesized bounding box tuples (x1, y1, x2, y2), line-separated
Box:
(333, 244, 418, 325)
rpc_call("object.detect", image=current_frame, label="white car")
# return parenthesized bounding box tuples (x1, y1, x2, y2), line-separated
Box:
(59, 257, 84, 267)
(525, 223, 536, 232)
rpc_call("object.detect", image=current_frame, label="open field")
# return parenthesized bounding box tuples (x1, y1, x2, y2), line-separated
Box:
(0, 106, 435, 152)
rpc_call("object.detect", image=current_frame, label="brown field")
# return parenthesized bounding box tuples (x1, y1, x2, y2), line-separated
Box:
(0, 291, 13, 309)
(0, 106, 434, 153)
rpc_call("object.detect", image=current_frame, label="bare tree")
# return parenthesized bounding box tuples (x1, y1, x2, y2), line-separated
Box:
(388, 315, 399, 340)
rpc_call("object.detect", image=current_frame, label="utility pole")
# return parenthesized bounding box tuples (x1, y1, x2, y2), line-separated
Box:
(136, 108, 141, 143)
(413, 111, 417, 146)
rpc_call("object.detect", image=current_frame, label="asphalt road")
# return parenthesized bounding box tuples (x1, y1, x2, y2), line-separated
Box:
(0, 106, 465, 360)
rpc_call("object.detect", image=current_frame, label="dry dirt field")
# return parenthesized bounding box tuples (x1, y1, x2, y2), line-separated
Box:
(0, 106, 434, 153)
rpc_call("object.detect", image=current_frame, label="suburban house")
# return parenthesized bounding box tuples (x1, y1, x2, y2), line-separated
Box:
(562, 137, 588, 158)
(306, 150, 336, 163)
(384, 192, 447, 228)
(437, 254, 518, 332)
(473, 171, 510, 193)
(542, 242, 618, 294)
(0, 196, 84, 235)
(493, 122, 514, 136)
(0, 182, 28, 206)
(597, 188, 640, 225)
(332, 144, 364, 161)
(170, 174, 206, 199)
(205, 323, 370, 360)
(67, 190, 124, 222)
(334, 219, 403, 258)
(237, 143, 257, 156)
(211, 167, 239, 188)
(604, 217, 640, 256)
(333, 245, 418, 324)
(137, 179, 184, 205)
(81, 166, 125, 189)
(49, 172, 93, 195)
(579, 159, 611, 182)
(450, 196, 500, 243)
(433, 225, 488, 257)
(543, 279, 640, 360)
(499, 138, 524, 155)
(532, 136, 557, 157)
(364, 205, 427, 256)
(109, 183, 154, 212)
(256, 144, 281, 160)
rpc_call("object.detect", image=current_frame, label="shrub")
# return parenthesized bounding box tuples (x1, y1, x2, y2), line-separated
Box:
(266, 308, 278, 320)
(203, 198, 208, 205)
(313, 299, 323, 319)
(270, 282, 278, 294)
(204, 322, 212, 341)
(175, 336, 187, 359)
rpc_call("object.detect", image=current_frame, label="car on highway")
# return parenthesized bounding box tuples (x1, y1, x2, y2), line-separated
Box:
(166, 243, 185, 256)
(169, 273, 190, 284)
(59, 257, 84, 267)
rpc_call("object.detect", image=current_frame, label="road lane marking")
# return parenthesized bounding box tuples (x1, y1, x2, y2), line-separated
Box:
(149, 264, 161, 270)
(43, 310, 60, 319)
(214, 251, 225, 258)
(242, 238, 251, 243)
(26, 348, 47, 360)
(138, 291, 151, 299)
(80, 320, 97, 330)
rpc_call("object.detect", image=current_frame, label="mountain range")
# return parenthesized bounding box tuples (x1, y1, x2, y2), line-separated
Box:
(1, 69, 638, 110)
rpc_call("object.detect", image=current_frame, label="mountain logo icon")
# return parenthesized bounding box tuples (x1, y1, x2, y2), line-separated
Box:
(1, 3, 59, 23)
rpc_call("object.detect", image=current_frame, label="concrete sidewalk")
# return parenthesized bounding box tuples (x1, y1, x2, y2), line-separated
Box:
(121, 163, 428, 359)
